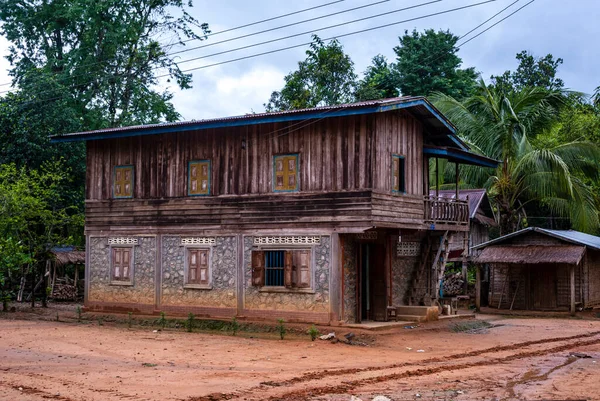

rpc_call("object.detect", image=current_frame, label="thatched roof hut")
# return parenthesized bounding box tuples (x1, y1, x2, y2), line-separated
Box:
(473, 228, 600, 314)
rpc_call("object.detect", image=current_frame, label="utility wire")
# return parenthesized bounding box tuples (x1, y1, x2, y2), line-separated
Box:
(173, 0, 443, 67)
(0, 0, 420, 92)
(10, 0, 500, 110)
(0, 0, 348, 88)
(0, 0, 453, 98)
(164, 0, 497, 77)
(457, 0, 535, 47)
(170, 0, 392, 55)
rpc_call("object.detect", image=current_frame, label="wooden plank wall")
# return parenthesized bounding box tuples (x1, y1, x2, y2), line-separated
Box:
(86, 112, 424, 200)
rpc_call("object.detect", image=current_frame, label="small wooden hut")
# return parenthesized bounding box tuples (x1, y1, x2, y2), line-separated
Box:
(473, 228, 600, 314)
(49, 247, 85, 301)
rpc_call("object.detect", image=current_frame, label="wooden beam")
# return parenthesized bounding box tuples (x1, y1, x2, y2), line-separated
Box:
(435, 158, 439, 198)
(475, 264, 481, 312)
(455, 162, 459, 199)
(570, 263, 576, 316)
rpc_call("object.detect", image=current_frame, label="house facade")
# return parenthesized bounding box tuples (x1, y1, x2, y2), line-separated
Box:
(52, 97, 498, 324)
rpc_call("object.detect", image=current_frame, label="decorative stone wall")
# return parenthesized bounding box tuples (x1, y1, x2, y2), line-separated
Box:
(341, 235, 357, 323)
(243, 236, 330, 313)
(88, 236, 156, 305)
(392, 254, 419, 306)
(161, 236, 237, 308)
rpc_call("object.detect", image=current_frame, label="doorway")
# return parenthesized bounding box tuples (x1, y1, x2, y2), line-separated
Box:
(357, 243, 387, 322)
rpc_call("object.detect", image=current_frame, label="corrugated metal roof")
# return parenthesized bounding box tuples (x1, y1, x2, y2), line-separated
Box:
(49, 96, 466, 149)
(473, 227, 600, 251)
(429, 189, 490, 220)
(474, 245, 585, 265)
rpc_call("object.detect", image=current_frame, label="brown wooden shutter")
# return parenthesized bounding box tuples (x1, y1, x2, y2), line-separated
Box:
(122, 249, 131, 279)
(189, 249, 198, 283)
(251, 251, 265, 286)
(198, 250, 209, 285)
(112, 248, 122, 279)
(294, 250, 311, 288)
(284, 251, 293, 288)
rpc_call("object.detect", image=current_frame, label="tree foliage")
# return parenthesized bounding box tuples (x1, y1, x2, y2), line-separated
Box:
(491, 51, 564, 94)
(265, 35, 357, 111)
(432, 80, 600, 234)
(0, 0, 209, 127)
(354, 55, 399, 101)
(0, 162, 83, 307)
(392, 29, 477, 99)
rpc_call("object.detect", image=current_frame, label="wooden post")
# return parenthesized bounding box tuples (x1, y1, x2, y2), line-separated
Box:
(570, 263, 576, 316)
(462, 231, 468, 294)
(435, 158, 439, 198)
(475, 264, 481, 312)
(455, 162, 459, 199)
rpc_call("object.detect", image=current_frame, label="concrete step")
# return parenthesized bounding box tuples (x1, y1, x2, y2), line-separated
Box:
(394, 314, 427, 323)
(394, 305, 439, 322)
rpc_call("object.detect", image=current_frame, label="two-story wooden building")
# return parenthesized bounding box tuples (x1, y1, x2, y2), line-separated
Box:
(51, 97, 498, 324)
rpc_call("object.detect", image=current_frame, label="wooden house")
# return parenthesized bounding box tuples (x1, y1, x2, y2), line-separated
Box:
(51, 97, 498, 324)
(473, 227, 600, 315)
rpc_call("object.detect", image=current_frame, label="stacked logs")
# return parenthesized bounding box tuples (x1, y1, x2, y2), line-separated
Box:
(442, 272, 465, 296)
(52, 284, 77, 301)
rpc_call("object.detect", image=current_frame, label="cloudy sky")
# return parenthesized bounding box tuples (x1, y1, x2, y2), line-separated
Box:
(0, 0, 598, 120)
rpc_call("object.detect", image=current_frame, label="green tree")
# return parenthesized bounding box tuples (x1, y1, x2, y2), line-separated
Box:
(0, 0, 209, 127)
(0, 162, 83, 309)
(354, 55, 399, 101)
(392, 29, 477, 99)
(593, 85, 600, 108)
(491, 51, 564, 94)
(265, 35, 357, 111)
(432, 80, 600, 234)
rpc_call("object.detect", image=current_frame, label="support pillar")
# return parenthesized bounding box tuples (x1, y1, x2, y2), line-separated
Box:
(475, 264, 481, 313)
(570, 263, 576, 316)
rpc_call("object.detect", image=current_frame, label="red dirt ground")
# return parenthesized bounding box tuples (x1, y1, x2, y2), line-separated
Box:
(1, 304, 600, 401)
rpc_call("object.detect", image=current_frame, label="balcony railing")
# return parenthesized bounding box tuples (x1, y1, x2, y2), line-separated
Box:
(424, 196, 469, 225)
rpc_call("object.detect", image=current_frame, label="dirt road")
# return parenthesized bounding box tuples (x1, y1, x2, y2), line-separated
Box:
(1, 308, 600, 401)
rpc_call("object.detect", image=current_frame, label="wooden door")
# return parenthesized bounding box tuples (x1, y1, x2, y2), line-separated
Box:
(531, 265, 557, 310)
(370, 244, 387, 321)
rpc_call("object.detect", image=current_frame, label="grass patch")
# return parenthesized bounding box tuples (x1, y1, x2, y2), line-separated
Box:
(450, 320, 492, 333)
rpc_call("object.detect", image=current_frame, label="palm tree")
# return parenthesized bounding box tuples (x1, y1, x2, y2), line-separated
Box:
(431, 79, 600, 234)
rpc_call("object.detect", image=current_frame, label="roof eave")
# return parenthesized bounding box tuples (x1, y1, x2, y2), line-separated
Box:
(49, 97, 466, 149)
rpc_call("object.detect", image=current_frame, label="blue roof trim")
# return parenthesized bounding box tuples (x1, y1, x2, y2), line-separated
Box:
(423, 146, 499, 168)
(49, 99, 466, 149)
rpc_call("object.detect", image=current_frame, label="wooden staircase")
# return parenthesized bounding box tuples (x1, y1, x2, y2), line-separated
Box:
(432, 231, 452, 301)
(407, 234, 432, 305)
(407, 231, 452, 305)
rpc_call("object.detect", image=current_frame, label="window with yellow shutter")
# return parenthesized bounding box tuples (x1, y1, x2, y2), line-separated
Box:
(273, 154, 299, 192)
(188, 160, 211, 196)
(114, 165, 134, 198)
(392, 154, 406, 193)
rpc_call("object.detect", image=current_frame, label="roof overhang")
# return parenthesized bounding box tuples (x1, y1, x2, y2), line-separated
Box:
(474, 245, 586, 265)
(473, 227, 600, 251)
(49, 97, 467, 149)
(423, 145, 500, 168)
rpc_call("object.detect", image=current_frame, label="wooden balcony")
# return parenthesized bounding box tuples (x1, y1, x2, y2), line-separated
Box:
(424, 196, 469, 226)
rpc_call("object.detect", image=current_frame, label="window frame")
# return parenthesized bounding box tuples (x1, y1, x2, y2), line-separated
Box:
(113, 165, 135, 199)
(252, 246, 315, 293)
(188, 160, 212, 197)
(391, 154, 406, 194)
(183, 246, 213, 289)
(272, 153, 300, 193)
(109, 245, 134, 286)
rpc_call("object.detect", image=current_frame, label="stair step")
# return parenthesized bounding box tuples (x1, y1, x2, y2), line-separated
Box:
(395, 305, 438, 316)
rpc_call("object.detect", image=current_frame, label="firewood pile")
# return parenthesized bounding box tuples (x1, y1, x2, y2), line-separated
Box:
(52, 284, 78, 300)
(442, 272, 465, 296)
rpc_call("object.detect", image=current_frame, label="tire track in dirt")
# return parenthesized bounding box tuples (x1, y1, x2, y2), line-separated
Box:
(268, 336, 600, 401)
(189, 330, 600, 401)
